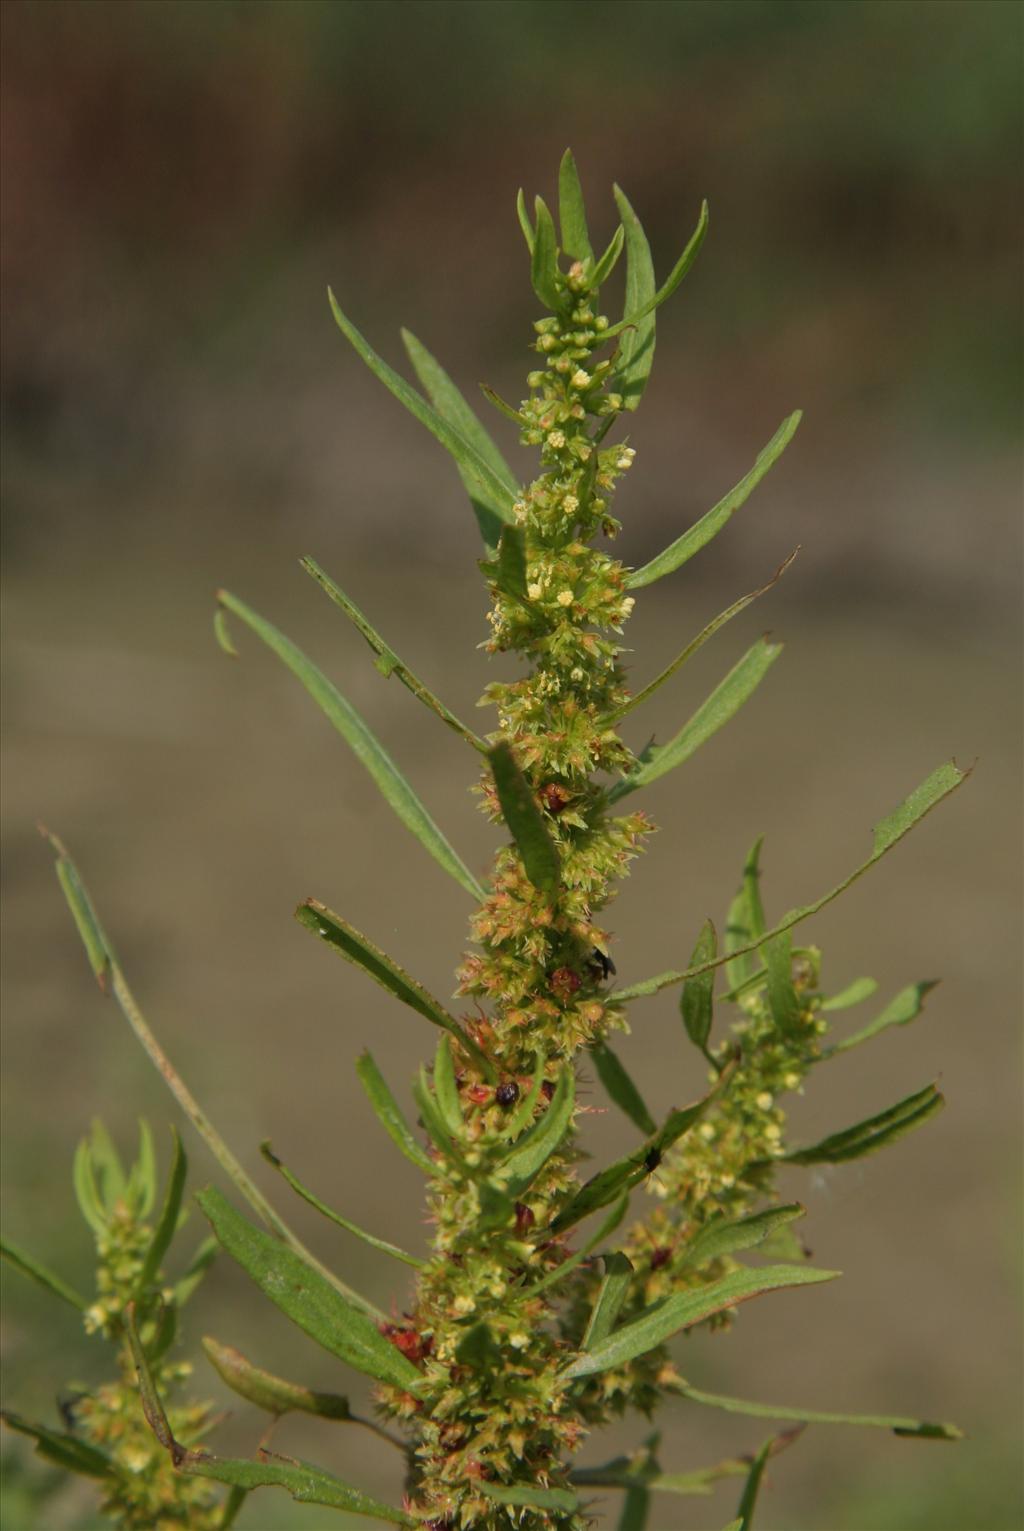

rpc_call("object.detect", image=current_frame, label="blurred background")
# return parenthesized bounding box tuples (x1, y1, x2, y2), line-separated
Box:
(2, 2, 1020, 1528)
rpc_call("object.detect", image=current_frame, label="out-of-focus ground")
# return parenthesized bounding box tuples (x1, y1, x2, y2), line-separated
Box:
(1, 4, 1021, 1529)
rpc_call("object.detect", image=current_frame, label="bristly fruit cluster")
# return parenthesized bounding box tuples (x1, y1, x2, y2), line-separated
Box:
(4, 152, 965, 1531)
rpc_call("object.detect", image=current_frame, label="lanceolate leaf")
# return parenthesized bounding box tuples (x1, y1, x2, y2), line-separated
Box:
(196, 1189, 419, 1389)
(628, 412, 802, 589)
(515, 188, 535, 254)
(522, 1193, 630, 1298)
(260, 1143, 424, 1269)
(724, 836, 767, 993)
(553, 1069, 731, 1234)
(827, 980, 940, 1054)
(681, 920, 717, 1061)
(763, 929, 801, 1037)
(531, 196, 563, 311)
(590, 1042, 657, 1135)
(400, 328, 519, 496)
(563, 1264, 838, 1379)
(611, 639, 783, 801)
(202, 1337, 352, 1420)
(558, 148, 594, 262)
(605, 200, 709, 341)
(582, 1252, 633, 1350)
(590, 224, 626, 289)
(615, 762, 969, 1002)
(611, 185, 656, 411)
(0, 1239, 86, 1311)
(296, 900, 493, 1078)
(495, 524, 529, 603)
(138, 1126, 187, 1292)
(0, 1411, 116, 1480)
(217, 591, 483, 902)
(498, 1068, 576, 1194)
(610, 551, 798, 723)
(735, 1431, 805, 1531)
(782, 1084, 943, 1165)
(479, 1482, 579, 1514)
(676, 1205, 806, 1274)
(821, 976, 879, 1012)
(670, 1379, 963, 1440)
(327, 290, 515, 548)
(432, 1035, 463, 1137)
(300, 557, 486, 751)
(188, 1450, 414, 1525)
(355, 1052, 435, 1173)
(488, 741, 560, 895)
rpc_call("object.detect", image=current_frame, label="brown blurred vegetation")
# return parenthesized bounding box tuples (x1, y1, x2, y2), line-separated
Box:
(2, 3, 1021, 1529)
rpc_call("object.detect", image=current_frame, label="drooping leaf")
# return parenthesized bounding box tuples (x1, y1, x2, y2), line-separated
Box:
(582, 1252, 634, 1350)
(763, 930, 801, 1037)
(590, 1042, 657, 1135)
(498, 1068, 576, 1194)
(563, 1264, 838, 1380)
(821, 976, 879, 1012)
(611, 186, 656, 411)
(355, 1051, 434, 1173)
(610, 551, 798, 722)
(138, 1125, 187, 1292)
(197, 1189, 417, 1387)
(781, 1084, 943, 1166)
(558, 148, 594, 263)
(202, 1337, 352, 1420)
(676, 1205, 806, 1274)
(531, 196, 563, 311)
(670, 1379, 962, 1439)
(0, 1411, 117, 1480)
(260, 1142, 424, 1269)
(479, 1482, 580, 1514)
(553, 1068, 731, 1234)
(681, 920, 717, 1062)
(217, 591, 483, 902)
(488, 741, 560, 895)
(327, 290, 515, 548)
(827, 980, 940, 1054)
(615, 762, 969, 1002)
(186, 1447, 415, 1525)
(605, 200, 709, 342)
(611, 639, 783, 801)
(300, 557, 485, 750)
(0, 1239, 86, 1311)
(628, 412, 802, 589)
(296, 900, 492, 1078)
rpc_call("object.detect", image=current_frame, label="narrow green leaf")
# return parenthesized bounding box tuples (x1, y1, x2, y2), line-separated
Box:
(615, 762, 969, 1002)
(327, 290, 515, 547)
(677, 1204, 806, 1274)
(504, 1052, 546, 1139)
(782, 1084, 943, 1165)
(202, 1337, 351, 1420)
(498, 1068, 576, 1194)
(515, 187, 535, 254)
(86, 1119, 126, 1207)
(736, 1431, 806, 1531)
(413, 1064, 463, 1164)
(218, 591, 483, 902)
(582, 1252, 634, 1350)
(488, 741, 560, 895)
(213, 607, 238, 657)
(479, 383, 526, 425)
(671, 1379, 963, 1439)
(531, 196, 563, 311)
(522, 1192, 630, 1298)
(297, 900, 492, 1078)
(432, 1035, 463, 1136)
(355, 1051, 434, 1173)
(821, 976, 879, 1012)
(610, 551, 798, 723)
(573, 1443, 749, 1497)
(0, 1411, 117, 1480)
(724, 837, 765, 992)
(611, 186, 656, 411)
(301, 557, 486, 751)
(128, 1119, 157, 1218)
(553, 1068, 731, 1234)
(590, 1042, 657, 1135)
(605, 199, 709, 341)
(173, 1237, 217, 1307)
(618, 1482, 648, 1529)
(495, 524, 529, 603)
(611, 639, 783, 801)
(681, 920, 717, 1060)
(563, 1264, 838, 1379)
(73, 1137, 106, 1234)
(260, 1142, 424, 1269)
(627, 412, 802, 588)
(828, 980, 940, 1054)
(764, 930, 801, 1037)
(185, 1452, 416, 1525)
(722, 1521, 744, 1530)
(49, 836, 113, 986)
(197, 1188, 419, 1389)
(590, 223, 626, 289)
(138, 1125, 187, 1292)
(1, 1238, 86, 1311)
(124, 1299, 176, 1451)
(400, 328, 519, 494)
(558, 148, 593, 262)
(479, 1482, 579, 1514)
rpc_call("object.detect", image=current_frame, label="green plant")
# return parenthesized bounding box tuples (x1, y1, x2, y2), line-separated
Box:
(3, 152, 966, 1531)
